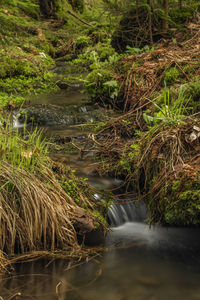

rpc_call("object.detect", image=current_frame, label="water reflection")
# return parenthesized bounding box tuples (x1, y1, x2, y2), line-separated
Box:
(1, 223, 200, 299)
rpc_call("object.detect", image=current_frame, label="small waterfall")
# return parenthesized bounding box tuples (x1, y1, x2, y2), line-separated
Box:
(13, 112, 24, 129)
(107, 202, 147, 227)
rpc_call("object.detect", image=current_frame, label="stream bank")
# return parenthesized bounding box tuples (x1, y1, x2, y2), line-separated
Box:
(2, 87, 200, 300)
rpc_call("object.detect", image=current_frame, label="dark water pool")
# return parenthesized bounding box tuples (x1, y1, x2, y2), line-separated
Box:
(1, 223, 200, 300)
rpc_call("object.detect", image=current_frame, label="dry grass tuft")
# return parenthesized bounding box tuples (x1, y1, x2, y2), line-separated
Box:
(0, 161, 80, 255)
(0, 120, 107, 274)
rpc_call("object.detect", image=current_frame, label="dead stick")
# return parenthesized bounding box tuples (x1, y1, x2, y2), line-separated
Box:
(67, 10, 93, 27)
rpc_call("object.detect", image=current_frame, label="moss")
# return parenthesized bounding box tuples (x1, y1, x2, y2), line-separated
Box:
(92, 210, 107, 227)
(164, 189, 200, 225)
(184, 80, 200, 102)
(154, 177, 200, 226)
(163, 67, 181, 86)
(182, 64, 197, 75)
(61, 179, 81, 204)
(0, 43, 57, 108)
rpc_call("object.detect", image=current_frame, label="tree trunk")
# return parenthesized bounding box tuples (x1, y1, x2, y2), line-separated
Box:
(179, 0, 182, 9)
(39, 0, 55, 17)
(162, 0, 168, 33)
(136, 0, 139, 24)
(147, 0, 153, 46)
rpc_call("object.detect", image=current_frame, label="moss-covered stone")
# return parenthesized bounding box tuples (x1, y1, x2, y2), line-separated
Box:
(164, 178, 200, 225)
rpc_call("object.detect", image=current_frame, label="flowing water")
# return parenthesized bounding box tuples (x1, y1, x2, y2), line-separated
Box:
(2, 88, 200, 299)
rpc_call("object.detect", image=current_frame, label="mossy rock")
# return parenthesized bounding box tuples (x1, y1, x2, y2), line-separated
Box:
(164, 179, 200, 226)
(148, 170, 200, 226)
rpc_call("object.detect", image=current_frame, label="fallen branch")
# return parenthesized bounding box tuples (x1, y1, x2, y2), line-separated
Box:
(67, 10, 93, 27)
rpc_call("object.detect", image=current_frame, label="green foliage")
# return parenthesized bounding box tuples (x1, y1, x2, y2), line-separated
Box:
(118, 158, 132, 173)
(0, 118, 49, 172)
(99, 45, 115, 61)
(69, 42, 120, 73)
(61, 179, 80, 203)
(125, 45, 152, 55)
(116, 143, 140, 175)
(169, 5, 200, 24)
(84, 68, 118, 100)
(0, 92, 25, 107)
(103, 80, 119, 99)
(143, 88, 190, 126)
(0, 73, 58, 95)
(53, 0, 72, 19)
(163, 67, 181, 86)
(68, 0, 85, 13)
(75, 35, 92, 49)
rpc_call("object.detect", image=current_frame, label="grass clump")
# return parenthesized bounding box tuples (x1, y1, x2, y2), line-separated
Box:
(0, 120, 107, 273)
(133, 116, 200, 225)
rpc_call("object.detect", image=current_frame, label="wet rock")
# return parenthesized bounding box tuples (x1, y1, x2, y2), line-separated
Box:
(73, 207, 95, 234)
(73, 206, 106, 246)
(84, 227, 106, 246)
(16, 104, 100, 127)
(57, 81, 70, 90)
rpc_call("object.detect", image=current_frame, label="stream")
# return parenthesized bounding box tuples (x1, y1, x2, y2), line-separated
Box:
(2, 88, 200, 300)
